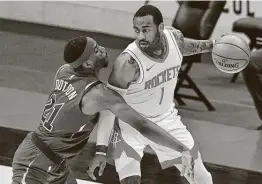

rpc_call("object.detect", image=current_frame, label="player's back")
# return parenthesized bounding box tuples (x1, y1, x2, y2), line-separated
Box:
(123, 28, 183, 117)
(35, 64, 99, 159)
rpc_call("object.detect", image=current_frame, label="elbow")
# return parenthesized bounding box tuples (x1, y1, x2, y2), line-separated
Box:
(134, 121, 148, 135)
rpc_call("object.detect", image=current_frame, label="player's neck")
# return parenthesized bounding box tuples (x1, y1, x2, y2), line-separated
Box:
(144, 33, 168, 60)
(74, 68, 97, 78)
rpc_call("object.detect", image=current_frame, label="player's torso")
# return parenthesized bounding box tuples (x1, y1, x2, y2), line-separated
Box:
(123, 29, 183, 116)
(36, 64, 99, 158)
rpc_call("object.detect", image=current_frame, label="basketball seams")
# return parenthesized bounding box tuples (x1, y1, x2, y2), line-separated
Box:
(214, 42, 250, 58)
(231, 34, 250, 55)
(212, 52, 248, 61)
(212, 35, 250, 73)
(218, 34, 250, 56)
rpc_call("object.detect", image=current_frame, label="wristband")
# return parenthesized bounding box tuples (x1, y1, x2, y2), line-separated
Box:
(96, 145, 108, 155)
(95, 152, 107, 156)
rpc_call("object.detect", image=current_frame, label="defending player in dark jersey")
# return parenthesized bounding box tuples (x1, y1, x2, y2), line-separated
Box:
(12, 36, 191, 184)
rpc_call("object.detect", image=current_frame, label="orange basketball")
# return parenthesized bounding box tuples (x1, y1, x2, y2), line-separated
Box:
(212, 34, 250, 74)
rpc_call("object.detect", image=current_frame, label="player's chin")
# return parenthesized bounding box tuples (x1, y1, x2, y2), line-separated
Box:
(99, 59, 109, 69)
(103, 62, 109, 68)
(139, 44, 150, 50)
(140, 46, 149, 51)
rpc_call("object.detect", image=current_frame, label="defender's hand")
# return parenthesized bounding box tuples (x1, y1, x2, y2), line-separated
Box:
(87, 154, 107, 181)
(181, 151, 195, 183)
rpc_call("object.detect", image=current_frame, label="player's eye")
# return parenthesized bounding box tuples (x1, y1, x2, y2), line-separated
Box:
(134, 28, 140, 34)
(142, 29, 150, 33)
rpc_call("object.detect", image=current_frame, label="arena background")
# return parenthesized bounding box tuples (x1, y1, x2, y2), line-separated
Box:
(0, 1, 261, 39)
(0, 1, 262, 184)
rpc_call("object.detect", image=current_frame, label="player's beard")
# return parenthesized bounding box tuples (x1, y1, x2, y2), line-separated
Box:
(146, 30, 161, 52)
(76, 55, 108, 77)
(95, 56, 109, 69)
(75, 67, 96, 77)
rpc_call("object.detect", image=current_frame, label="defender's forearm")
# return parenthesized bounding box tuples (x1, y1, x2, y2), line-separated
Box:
(111, 104, 189, 152)
(139, 119, 189, 152)
(96, 111, 115, 147)
(183, 38, 214, 56)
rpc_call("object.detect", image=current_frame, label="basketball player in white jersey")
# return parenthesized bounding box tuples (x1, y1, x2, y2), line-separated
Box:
(88, 5, 215, 184)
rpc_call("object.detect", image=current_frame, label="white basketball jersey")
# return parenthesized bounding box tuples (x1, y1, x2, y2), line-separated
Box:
(122, 29, 183, 117)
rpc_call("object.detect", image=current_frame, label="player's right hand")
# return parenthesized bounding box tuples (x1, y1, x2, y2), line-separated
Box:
(87, 154, 107, 181)
(181, 150, 195, 183)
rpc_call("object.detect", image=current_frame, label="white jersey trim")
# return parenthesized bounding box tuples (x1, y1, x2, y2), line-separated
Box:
(165, 29, 183, 61)
(106, 82, 128, 96)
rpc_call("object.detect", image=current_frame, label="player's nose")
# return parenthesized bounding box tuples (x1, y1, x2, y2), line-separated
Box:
(138, 32, 145, 40)
(98, 46, 105, 53)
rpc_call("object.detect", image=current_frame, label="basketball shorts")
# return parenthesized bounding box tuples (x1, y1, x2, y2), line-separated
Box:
(108, 104, 197, 180)
(12, 132, 76, 184)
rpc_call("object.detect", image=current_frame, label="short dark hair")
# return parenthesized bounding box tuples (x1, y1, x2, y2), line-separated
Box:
(64, 36, 87, 63)
(134, 5, 163, 26)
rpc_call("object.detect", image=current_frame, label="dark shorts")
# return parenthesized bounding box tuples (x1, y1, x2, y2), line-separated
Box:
(12, 132, 77, 184)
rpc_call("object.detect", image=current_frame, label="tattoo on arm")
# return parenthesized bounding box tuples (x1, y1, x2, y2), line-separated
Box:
(126, 54, 140, 83)
(168, 26, 213, 56)
(108, 52, 140, 89)
(183, 38, 213, 56)
(167, 27, 185, 54)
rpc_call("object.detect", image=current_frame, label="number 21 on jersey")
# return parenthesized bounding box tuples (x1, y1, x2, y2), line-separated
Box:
(41, 93, 64, 132)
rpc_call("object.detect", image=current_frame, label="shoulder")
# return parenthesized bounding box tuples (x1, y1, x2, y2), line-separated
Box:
(81, 83, 106, 115)
(109, 52, 140, 89)
(165, 26, 184, 53)
(55, 64, 73, 79)
(83, 83, 121, 105)
(114, 52, 139, 71)
(81, 83, 123, 114)
(57, 64, 72, 74)
(165, 26, 184, 39)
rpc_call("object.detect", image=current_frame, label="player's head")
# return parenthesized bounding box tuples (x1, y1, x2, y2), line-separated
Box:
(64, 36, 108, 75)
(133, 5, 164, 50)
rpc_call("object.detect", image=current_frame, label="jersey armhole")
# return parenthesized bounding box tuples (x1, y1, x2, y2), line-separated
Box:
(124, 50, 144, 84)
(106, 82, 128, 96)
(78, 81, 102, 114)
(165, 29, 183, 61)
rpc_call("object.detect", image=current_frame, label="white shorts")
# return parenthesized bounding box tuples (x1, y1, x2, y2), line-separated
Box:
(110, 104, 195, 180)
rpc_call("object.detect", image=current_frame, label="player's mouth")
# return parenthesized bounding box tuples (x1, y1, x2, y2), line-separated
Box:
(139, 41, 149, 47)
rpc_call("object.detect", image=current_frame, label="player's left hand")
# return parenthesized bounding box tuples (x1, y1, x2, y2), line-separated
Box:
(87, 154, 107, 180)
(181, 150, 195, 183)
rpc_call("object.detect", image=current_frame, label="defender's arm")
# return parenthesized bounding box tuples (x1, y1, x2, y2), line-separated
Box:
(94, 52, 139, 154)
(81, 84, 190, 153)
(166, 26, 214, 56)
(95, 110, 115, 155)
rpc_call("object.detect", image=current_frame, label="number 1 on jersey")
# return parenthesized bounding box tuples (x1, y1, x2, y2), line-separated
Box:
(159, 87, 165, 105)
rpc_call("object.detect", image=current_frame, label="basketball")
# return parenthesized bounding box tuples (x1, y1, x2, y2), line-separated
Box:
(212, 34, 250, 74)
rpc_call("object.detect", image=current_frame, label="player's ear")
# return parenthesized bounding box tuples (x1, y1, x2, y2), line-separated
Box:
(158, 23, 164, 32)
(83, 60, 94, 69)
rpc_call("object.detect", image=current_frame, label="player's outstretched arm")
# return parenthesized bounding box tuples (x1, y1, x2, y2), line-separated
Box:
(96, 110, 115, 148)
(166, 26, 214, 56)
(81, 84, 189, 153)
(87, 110, 115, 181)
